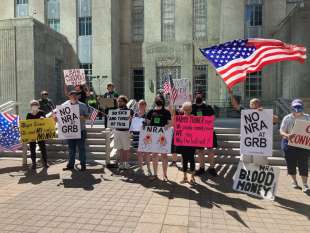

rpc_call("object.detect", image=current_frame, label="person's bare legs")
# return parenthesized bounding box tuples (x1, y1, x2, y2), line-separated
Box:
(170, 153, 178, 166)
(152, 154, 159, 178)
(196, 149, 205, 175)
(301, 176, 308, 186)
(124, 149, 130, 169)
(206, 149, 217, 177)
(137, 151, 143, 170)
(144, 153, 151, 175)
(162, 153, 168, 180)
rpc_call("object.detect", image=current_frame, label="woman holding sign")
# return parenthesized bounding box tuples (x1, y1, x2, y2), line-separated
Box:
(146, 95, 172, 181)
(280, 99, 310, 193)
(26, 100, 49, 169)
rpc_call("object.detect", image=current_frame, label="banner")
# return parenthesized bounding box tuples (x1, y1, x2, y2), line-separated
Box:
(288, 120, 310, 150)
(107, 109, 131, 129)
(63, 69, 86, 86)
(56, 104, 81, 139)
(98, 97, 115, 109)
(129, 117, 145, 132)
(138, 126, 173, 154)
(240, 109, 273, 156)
(233, 162, 280, 200)
(174, 115, 214, 147)
(173, 79, 191, 106)
(19, 118, 56, 143)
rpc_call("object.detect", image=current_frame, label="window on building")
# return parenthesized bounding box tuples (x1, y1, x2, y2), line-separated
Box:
(133, 69, 144, 101)
(161, 0, 175, 41)
(193, 65, 208, 99)
(245, 0, 263, 38)
(132, 0, 144, 42)
(79, 17, 92, 36)
(156, 66, 181, 93)
(245, 71, 262, 99)
(80, 63, 93, 89)
(47, 0, 60, 32)
(193, 0, 207, 40)
(15, 0, 29, 17)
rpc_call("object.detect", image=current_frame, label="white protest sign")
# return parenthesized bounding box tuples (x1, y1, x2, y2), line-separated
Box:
(56, 104, 81, 139)
(138, 126, 173, 154)
(129, 117, 145, 132)
(107, 109, 131, 129)
(173, 79, 191, 106)
(240, 109, 273, 156)
(288, 120, 310, 150)
(233, 162, 280, 200)
(63, 69, 86, 86)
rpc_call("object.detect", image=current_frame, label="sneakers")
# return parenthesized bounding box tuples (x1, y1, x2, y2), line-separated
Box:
(147, 167, 152, 176)
(196, 167, 205, 175)
(207, 167, 218, 177)
(291, 181, 299, 189)
(302, 184, 309, 193)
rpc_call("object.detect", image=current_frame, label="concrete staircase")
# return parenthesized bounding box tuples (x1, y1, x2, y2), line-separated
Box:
(1, 124, 286, 166)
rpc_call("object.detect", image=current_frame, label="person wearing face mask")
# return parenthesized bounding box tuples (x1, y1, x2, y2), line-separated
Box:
(146, 95, 172, 181)
(26, 100, 49, 169)
(61, 91, 90, 171)
(38, 91, 55, 115)
(192, 91, 218, 177)
(280, 99, 310, 193)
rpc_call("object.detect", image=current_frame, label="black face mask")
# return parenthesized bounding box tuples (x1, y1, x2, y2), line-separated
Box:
(196, 97, 203, 104)
(155, 100, 163, 107)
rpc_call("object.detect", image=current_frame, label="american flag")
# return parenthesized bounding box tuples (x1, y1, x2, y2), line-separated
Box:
(200, 38, 307, 89)
(163, 74, 178, 104)
(89, 107, 99, 128)
(0, 112, 22, 152)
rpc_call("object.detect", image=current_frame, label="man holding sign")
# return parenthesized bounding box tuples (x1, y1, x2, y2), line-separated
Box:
(280, 99, 310, 193)
(56, 91, 89, 171)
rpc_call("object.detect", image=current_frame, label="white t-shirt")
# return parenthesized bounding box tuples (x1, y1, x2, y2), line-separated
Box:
(280, 113, 310, 134)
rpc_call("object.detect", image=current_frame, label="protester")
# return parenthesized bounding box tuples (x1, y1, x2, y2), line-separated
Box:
(176, 102, 196, 184)
(280, 99, 309, 193)
(170, 105, 181, 168)
(130, 100, 151, 175)
(61, 91, 90, 171)
(74, 85, 89, 103)
(38, 90, 55, 115)
(87, 91, 99, 109)
(113, 95, 134, 170)
(146, 94, 172, 181)
(103, 83, 119, 127)
(26, 100, 49, 169)
(192, 91, 218, 177)
(231, 95, 244, 118)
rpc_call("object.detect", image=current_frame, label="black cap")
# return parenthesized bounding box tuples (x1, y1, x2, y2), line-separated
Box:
(69, 90, 78, 96)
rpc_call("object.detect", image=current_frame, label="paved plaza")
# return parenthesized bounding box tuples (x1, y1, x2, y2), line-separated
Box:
(0, 158, 309, 233)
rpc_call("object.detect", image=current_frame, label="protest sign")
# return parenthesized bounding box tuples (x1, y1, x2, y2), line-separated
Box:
(129, 117, 145, 132)
(107, 109, 131, 129)
(63, 69, 86, 86)
(174, 115, 214, 147)
(98, 97, 115, 109)
(233, 162, 280, 200)
(19, 118, 56, 143)
(138, 126, 173, 154)
(288, 120, 310, 150)
(240, 109, 273, 156)
(173, 79, 191, 106)
(56, 104, 81, 139)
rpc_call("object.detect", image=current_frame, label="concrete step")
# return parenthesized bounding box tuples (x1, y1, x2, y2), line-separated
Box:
(214, 128, 240, 134)
(217, 134, 240, 141)
(47, 151, 107, 160)
(219, 140, 281, 149)
(46, 138, 106, 145)
(45, 144, 106, 152)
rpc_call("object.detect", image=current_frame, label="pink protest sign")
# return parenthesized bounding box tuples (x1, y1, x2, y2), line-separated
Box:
(174, 115, 214, 147)
(63, 69, 86, 86)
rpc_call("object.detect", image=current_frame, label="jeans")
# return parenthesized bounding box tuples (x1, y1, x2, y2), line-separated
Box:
(29, 141, 47, 165)
(67, 130, 87, 167)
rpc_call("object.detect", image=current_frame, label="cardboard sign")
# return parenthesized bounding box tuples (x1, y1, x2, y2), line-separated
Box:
(107, 109, 131, 129)
(63, 69, 86, 86)
(138, 126, 173, 154)
(98, 97, 115, 109)
(56, 104, 81, 139)
(173, 79, 191, 106)
(288, 120, 310, 150)
(233, 162, 280, 200)
(174, 115, 214, 147)
(240, 109, 273, 156)
(19, 118, 56, 143)
(129, 117, 145, 132)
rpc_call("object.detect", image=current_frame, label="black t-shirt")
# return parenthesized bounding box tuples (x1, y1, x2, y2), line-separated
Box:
(146, 108, 171, 127)
(192, 103, 215, 116)
(26, 111, 46, 120)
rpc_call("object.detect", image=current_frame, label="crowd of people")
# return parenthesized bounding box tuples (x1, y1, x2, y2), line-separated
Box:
(26, 83, 309, 192)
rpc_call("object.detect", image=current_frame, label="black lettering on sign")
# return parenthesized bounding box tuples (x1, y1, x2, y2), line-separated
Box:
(244, 137, 267, 148)
(59, 107, 71, 116)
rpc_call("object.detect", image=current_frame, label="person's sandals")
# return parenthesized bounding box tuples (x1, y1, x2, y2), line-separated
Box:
(163, 176, 169, 182)
(180, 178, 188, 184)
(189, 177, 196, 185)
(291, 181, 299, 189)
(149, 175, 158, 181)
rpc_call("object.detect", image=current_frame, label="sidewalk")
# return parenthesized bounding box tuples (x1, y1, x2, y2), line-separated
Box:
(0, 158, 309, 233)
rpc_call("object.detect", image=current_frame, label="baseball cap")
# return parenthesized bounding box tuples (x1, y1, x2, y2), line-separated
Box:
(291, 99, 304, 112)
(30, 100, 39, 106)
(69, 90, 79, 96)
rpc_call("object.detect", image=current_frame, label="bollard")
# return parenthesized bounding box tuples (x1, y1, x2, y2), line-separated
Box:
(105, 129, 111, 165)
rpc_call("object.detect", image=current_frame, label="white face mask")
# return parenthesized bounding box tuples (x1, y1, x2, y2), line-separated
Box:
(31, 106, 39, 112)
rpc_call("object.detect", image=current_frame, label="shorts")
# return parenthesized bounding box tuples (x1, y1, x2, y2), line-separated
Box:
(284, 146, 309, 177)
(114, 130, 131, 150)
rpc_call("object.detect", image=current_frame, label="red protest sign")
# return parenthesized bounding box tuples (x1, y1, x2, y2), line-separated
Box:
(173, 115, 214, 147)
(63, 69, 86, 86)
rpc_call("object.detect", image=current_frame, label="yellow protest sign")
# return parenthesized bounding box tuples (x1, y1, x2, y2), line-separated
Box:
(19, 118, 56, 143)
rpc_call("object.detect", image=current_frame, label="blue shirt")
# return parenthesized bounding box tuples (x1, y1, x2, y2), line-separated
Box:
(63, 100, 89, 130)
